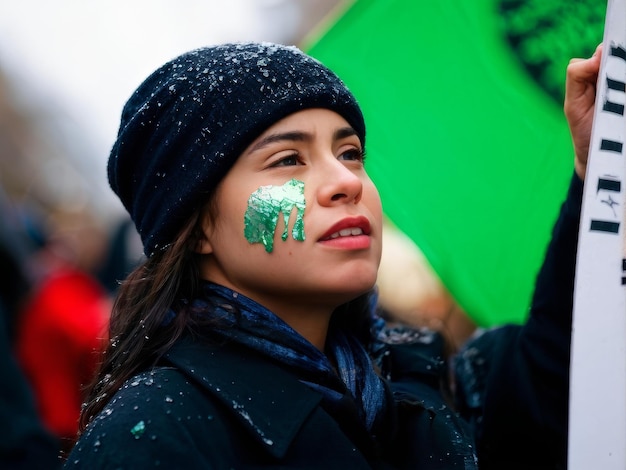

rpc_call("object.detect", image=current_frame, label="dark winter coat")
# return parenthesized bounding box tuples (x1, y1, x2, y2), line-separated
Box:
(65, 333, 477, 469)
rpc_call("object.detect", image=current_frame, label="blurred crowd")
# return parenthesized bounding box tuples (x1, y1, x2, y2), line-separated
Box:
(0, 63, 143, 467)
(0, 191, 144, 464)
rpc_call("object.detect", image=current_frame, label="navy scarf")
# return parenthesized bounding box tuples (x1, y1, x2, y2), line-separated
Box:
(189, 282, 387, 432)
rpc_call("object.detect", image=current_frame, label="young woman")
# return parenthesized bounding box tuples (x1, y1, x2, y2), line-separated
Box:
(65, 42, 600, 469)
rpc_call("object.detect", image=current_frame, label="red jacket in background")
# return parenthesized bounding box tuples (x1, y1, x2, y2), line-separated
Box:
(16, 268, 109, 442)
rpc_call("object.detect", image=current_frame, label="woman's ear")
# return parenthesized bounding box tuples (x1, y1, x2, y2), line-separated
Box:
(195, 236, 213, 255)
(194, 213, 214, 255)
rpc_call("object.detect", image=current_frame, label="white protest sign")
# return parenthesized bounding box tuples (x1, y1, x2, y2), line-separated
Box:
(568, 0, 626, 467)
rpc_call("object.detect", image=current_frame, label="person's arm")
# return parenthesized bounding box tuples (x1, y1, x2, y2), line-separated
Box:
(485, 175, 581, 461)
(455, 48, 601, 468)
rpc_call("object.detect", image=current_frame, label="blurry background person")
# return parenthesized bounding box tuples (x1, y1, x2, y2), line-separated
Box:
(0, 189, 60, 468)
(14, 209, 111, 454)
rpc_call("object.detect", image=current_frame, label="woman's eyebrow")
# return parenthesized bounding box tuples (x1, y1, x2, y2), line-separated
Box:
(247, 126, 358, 155)
(247, 131, 310, 154)
(334, 127, 358, 141)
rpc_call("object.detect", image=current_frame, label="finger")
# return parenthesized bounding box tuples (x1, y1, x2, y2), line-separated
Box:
(593, 43, 603, 57)
(565, 58, 600, 109)
(568, 44, 602, 78)
(570, 43, 604, 62)
(568, 54, 601, 82)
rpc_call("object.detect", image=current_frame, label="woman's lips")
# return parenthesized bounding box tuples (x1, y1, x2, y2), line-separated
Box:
(319, 216, 371, 249)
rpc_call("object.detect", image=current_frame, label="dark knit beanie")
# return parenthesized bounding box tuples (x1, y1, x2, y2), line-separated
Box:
(108, 42, 366, 257)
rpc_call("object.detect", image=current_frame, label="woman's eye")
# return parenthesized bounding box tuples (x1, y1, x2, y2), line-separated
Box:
(339, 148, 365, 163)
(271, 154, 299, 167)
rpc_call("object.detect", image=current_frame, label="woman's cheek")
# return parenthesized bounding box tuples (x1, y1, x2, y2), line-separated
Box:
(243, 178, 307, 253)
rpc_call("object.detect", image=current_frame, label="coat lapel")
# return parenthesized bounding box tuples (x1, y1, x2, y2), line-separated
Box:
(164, 337, 323, 459)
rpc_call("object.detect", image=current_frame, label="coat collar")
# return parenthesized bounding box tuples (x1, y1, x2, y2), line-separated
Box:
(164, 336, 324, 460)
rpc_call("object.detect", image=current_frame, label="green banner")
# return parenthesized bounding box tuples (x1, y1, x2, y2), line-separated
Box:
(306, 0, 603, 326)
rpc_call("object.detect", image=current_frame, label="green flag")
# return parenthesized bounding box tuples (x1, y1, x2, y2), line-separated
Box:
(305, 0, 603, 326)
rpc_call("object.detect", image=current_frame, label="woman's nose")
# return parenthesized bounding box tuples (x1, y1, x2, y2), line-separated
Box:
(315, 158, 363, 206)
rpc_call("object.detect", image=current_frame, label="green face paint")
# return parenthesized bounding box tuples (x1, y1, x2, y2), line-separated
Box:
(244, 178, 306, 253)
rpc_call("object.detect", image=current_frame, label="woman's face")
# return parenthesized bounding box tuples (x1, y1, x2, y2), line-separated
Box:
(197, 108, 383, 319)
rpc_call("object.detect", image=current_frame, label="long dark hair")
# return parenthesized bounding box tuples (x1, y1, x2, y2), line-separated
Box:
(79, 203, 376, 432)
(79, 208, 206, 431)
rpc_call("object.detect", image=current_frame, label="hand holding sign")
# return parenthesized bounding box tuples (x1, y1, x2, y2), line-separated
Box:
(565, 44, 603, 180)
